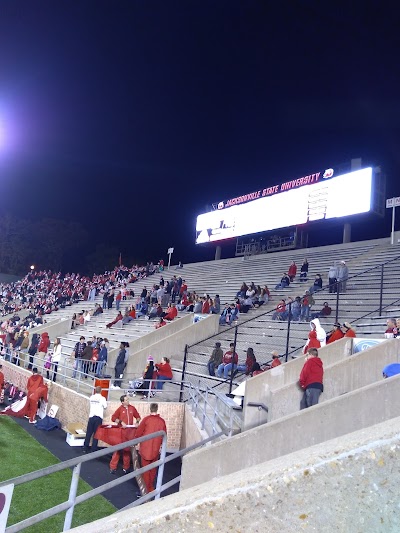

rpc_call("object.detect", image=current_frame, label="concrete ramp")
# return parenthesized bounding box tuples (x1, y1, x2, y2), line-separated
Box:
(68, 415, 400, 532)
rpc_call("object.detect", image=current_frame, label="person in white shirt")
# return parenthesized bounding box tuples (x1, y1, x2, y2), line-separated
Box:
(52, 337, 62, 383)
(83, 386, 107, 453)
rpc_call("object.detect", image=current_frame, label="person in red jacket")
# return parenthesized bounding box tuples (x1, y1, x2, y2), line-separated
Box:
(288, 261, 297, 282)
(342, 322, 356, 338)
(26, 368, 46, 423)
(303, 329, 321, 354)
(299, 348, 324, 410)
(37, 332, 50, 368)
(109, 395, 141, 474)
(163, 304, 177, 321)
(326, 322, 344, 344)
(135, 403, 167, 494)
(155, 357, 173, 390)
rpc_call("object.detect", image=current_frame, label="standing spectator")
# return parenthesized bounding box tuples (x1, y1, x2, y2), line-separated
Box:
(300, 291, 314, 322)
(310, 318, 326, 347)
(217, 343, 239, 379)
(27, 333, 40, 371)
(19, 331, 30, 368)
(109, 395, 141, 474)
(96, 340, 108, 377)
(135, 403, 167, 494)
(291, 297, 302, 321)
(155, 357, 173, 389)
(72, 336, 86, 379)
(299, 348, 324, 409)
(83, 386, 107, 454)
(337, 261, 349, 293)
(81, 342, 93, 379)
(300, 258, 309, 282)
(37, 332, 50, 368)
(288, 261, 297, 282)
(115, 291, 122, 311)
(112, 342, 126, 389)
(52, 338, 62, 382)
(207, 342, 223, 376)
(328, 263, 338, 293)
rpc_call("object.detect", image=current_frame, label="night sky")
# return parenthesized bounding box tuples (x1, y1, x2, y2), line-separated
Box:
(0, 1, 399, 269)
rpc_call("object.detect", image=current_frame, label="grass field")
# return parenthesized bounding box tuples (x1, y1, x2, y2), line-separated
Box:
(0, 417, 116, 532)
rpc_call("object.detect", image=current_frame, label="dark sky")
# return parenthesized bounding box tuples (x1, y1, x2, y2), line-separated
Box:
(0, 1, 399, 267)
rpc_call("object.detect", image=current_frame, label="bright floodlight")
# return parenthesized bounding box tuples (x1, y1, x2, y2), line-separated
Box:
(30, 265, 35, 270)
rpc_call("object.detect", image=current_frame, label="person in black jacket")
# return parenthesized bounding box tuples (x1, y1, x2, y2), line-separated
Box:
(112, 342, 126, 389)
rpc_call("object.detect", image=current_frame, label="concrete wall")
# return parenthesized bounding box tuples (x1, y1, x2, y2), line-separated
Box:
(266, 337, 399, 424)
(33, 317, 73, 341)
(243, 337, 354, 429)
(180, 404, 207, 450)
(180, 373, 400, 489)
(108, 314, 220, 376)
(1, 361, 184, 451)
(68, 416, 400, 533)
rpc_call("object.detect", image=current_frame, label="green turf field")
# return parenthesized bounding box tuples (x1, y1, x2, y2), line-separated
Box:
(0, 417, 116, 532)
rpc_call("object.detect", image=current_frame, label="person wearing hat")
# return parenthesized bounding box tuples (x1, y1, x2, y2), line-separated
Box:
(207, 342, 223, 376)
(337, 261, 349, 293)
(342, 322, 356, 338)
(269, 351, 282, 369)
(326, 322, 344, 344)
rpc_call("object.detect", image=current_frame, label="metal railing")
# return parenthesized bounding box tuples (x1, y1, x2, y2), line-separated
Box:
(1, 424, 225, 533)
(181, 254, 400, 390)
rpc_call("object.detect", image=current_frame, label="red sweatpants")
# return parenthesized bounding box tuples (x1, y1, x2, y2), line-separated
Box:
(141, 457, 158, 493)
(110, 450, 131, 471)
(26, 397, 38, 422)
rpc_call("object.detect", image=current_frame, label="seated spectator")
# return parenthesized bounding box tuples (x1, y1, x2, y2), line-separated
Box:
(177, 294, 189, 311)
(382, 363, 400, 378)
(193, 297, 203, 314)
(140, 356, 156, 398)
(311, 302, 332, 320)
(291, 296, 301, 321)
(147, 303, 159, 320)
(238, 295, 253, 314)
(269, 351, 282, 369)
(136, 301, 148, 318)
(128, 306, 136, 319)
(288, 261, 297, 282)
(326, 322, 344, 344)
(237, 347, 257, 375)
(384, 318, 398, 338)
(155, 357, 173, 389)
(272, 300, 286, 321)
(207, 342, 223, 376)
(93, 304, 103, 316)
(275, 273, 290, 290)
(219, 304, 232, 325)
(217, 343, 239, 379)
(254, 286, 270, 307)
(164, 304, 178, 321)
(342, 322, 356, 338)
(236, 282, 249, 299)
(309, 274, 323, 294)
(106, 311, 123, 329)
(251, 362, 264, 376)
(122, 310, 134, 325)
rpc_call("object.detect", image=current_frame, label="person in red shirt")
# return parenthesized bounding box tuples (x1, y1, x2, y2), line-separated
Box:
(299, 348, 323, 409)
(155, 357, 173, 390)
(269, 351, 282, 369)
(326, 323, 344, 344)
(155, 317, 167, 329)
(217, 343, 239, 379)
(110, 395, 141, 474)
(202, 296, 211, 314)
(135, 403, 167, 494)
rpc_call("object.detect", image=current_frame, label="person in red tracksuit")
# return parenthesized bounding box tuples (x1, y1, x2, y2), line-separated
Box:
(26, 368, 47, 423)
(299, 348, 324, 410)
(109, 395, 141, 474)
(135, 403, 167, 494)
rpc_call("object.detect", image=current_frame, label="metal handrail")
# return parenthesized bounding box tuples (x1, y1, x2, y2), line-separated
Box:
(1, 424, 225, 533)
